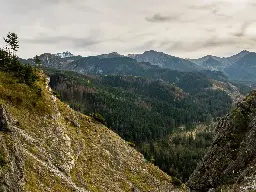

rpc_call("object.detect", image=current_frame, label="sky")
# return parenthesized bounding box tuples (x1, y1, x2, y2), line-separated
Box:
(1, 0, 256, 59)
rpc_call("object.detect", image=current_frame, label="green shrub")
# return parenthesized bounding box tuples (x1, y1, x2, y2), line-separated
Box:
(171, 176, 183, 187)
(91, 113, 107, 126)
(0, 152, 6, 167)
(53, 91, 61, 99)
(231, 108, 249, 130)
(0, 53, 38, 86)
(127, 141, 136, 147)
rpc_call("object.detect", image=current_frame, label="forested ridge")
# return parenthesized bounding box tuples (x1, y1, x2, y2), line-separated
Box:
(3, 32, 249, 182)
(48, 69, 233, 181)
(0, 32, 238, 182)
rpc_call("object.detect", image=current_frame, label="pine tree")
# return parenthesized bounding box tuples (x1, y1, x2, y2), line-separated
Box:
(34, 55, 41, 67)
(3, 32, 19, 58)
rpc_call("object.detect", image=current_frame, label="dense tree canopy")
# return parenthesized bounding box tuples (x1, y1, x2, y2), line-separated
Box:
(48, 70, 232, 181)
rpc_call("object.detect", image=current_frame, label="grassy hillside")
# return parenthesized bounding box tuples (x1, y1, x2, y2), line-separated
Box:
(0, 69, 184, 191)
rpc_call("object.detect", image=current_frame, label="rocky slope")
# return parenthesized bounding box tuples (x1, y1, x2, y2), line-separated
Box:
(187, 91, 256, 191)
(0, 71, 184, 192)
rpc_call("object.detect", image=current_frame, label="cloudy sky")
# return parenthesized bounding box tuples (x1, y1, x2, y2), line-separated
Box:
(1, 0, 256, 58)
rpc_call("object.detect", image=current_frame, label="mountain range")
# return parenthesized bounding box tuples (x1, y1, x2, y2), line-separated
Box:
(26, 49, 251, 183)
(21, 50, 256, 86)
(130, 50, 256, 85)
(1, 58, 255, 191)
(1, 33, 256, 191)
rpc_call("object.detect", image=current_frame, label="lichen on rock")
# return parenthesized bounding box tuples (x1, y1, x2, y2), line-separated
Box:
(0, 104, 25, 192)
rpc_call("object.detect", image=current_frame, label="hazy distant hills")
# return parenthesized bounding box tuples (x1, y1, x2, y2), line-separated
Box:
(21, 50, 256, 86)
(224, 52, 256, 83)
(188, 50, 256, 84)
(189, 55, 224, 70)
(22, 52, 232, 93)
(128, 50, 200, 72)
(130, 50, 256, 85)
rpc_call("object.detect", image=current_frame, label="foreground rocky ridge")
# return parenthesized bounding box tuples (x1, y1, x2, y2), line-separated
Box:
(0, 71, 183, 192)
(187, 91, 256, 191)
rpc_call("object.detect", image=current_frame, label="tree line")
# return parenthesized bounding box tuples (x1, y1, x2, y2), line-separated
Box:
(0, 32, 38, 85)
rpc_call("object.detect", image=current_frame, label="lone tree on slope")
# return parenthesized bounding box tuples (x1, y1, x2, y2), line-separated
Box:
(34, 55, 41, 67)
(3, 32, 19, 58)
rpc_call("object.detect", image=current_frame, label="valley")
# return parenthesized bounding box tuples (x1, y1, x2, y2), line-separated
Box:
(20, 49, 254, 182)
(1, 32, 256, 191)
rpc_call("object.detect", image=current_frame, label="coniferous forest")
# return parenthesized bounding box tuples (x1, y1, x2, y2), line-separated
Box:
(48, 69, 233, 181)
(0, 32, 251, 182)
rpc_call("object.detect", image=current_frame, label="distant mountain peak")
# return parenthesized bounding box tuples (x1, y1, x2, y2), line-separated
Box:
(146, 50, 158, 53)
(55, 51, 73, 58)
(205, 56, 217, 61)
(128, 50, 199, 71)
(240, 50, 250, 54)
(143, 50, 164, 55)
(199, 55, 218, 60)
(97, 52, 124, 59)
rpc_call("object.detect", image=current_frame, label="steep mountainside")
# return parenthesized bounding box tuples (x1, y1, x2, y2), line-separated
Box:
(21, 53, 81, 70)
(190, 56, 224, 71)
(26, 53, 235, 95)
(96, 52, 124, 59)
(187, 91, 256, 191)
(66, 56, 153, 75)
(191, 51, 256, 85)
(0, 70, 184, 192)
(65, 57, 224, 95)
(190, 55, 223, 66)
(190, 51, 250, 69)
(55, 51, 74, 58)
(224, 52, 256, 83)
(48, 70, 232, 142)
(128, 50, 199, 72)
(223, 50, 250, 64)
(47, 69, 234, 181)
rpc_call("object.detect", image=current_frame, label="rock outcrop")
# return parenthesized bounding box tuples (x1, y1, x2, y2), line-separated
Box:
(0, 105, 25, 192)
(187, 91, 256, 191)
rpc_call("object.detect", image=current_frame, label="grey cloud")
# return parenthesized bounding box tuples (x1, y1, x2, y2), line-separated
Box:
(133, 32, 156, 39)
(188, 3, 230, 19)
(131, 40, 158, 53)
(146, 13, 182, 23)
(202, 37, 237, 48)
(4, 0, 98, 16)
(2, 0, 256, 59)
(187, 4, 218, 10)
(13, 0, 80, 4)
(147, 35, 255, 54)
(232, 22, 254, 37)
(187, 1, 230, 11)
(21, 35, 102, 48)
(145, 13, 197, 24)
(40, 0, 77, 3)
(205, 28, 216, 33)
(211, 9, 230, 19)
(249, 2, 256, 6)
